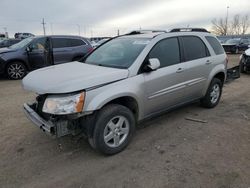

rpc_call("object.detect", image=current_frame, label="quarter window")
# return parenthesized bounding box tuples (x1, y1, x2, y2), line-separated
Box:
(206, 36, 225, 55)
(182, 36, 209, 61)
(148, 37, 180, 68)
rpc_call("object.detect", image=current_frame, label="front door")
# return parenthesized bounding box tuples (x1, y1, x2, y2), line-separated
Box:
(28, 37, 51, 70)
(143, 37, 188, 116)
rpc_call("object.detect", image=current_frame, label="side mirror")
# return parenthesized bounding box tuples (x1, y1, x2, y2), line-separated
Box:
(145, 58, 160, 71)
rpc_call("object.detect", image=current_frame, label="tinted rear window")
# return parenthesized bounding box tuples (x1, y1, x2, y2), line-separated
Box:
(206, 36, 225, 55)
(52, 38, 86, 48)
(182, 36, 209, 61)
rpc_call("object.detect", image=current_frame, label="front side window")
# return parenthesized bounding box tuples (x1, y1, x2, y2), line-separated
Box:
(85, 38, 150, 69)
(148, 37, 180, 68)
(29, 38, 47, 50)
(182, 36, 209, 61)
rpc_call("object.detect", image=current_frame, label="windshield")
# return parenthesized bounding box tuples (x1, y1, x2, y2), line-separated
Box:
(9, 37, 33, 49)
(85, 38, 150, 69)
(225, 38, 240, 44)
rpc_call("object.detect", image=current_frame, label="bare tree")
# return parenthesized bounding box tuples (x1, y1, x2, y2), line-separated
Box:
(212, 14, 250, 35)
(211, 18, 227, 35)
(241, 15, 250, 34)
(229, 14, 241, 35)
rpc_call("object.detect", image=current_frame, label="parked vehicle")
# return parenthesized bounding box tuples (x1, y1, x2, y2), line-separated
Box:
(23, 28, 227, 155)
(0, 33, 7, 40)
(0, 38, 21, 48)
(240, 47, 250, 73)
(15, 33, 35, 39)
(0, 35, 93, 79)
(222, 38, 250, 54)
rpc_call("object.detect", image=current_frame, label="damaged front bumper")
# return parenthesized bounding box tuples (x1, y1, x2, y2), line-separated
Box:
(23, 103, 55, 135)
(23, 103, 82, 137)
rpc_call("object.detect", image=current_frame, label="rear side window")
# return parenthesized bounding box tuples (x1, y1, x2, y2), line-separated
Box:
(181, 36, 209, 61)
(149, 37, 180, 68)
(69, 39, 86, 46)
(52, 38, 86, 48)
(52, 38, 68, 48)
(206, 36, 225, 55)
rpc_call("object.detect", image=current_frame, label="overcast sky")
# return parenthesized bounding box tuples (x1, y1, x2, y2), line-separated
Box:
(0, 0, 249, 38)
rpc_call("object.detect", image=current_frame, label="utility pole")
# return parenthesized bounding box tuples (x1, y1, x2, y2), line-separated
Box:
(42, 18, 46, 36)
(226, 6, 229, 35)
(117, 29, 120, 36)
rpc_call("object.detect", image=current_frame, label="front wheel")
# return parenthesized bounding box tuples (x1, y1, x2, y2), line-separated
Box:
(6, 62, 27, 80)
(89, 104, 135, 155)
(200, 78, 222, 108)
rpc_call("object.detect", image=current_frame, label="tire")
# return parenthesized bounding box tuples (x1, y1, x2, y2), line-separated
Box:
(6, 61, 27, 80)
(240, 60, 246, 73)
(89, 104, 135, 155)
(200, 78, 223, 108)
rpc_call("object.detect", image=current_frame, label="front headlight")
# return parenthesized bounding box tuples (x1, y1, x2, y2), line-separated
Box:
(42, 92, 85, 115)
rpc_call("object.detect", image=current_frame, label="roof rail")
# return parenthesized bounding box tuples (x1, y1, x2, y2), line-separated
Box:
(126, 30, 167, 35)
(170, 28, 209, 33)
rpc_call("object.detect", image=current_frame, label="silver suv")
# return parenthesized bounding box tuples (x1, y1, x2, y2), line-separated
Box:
(23, 28, 227, 155)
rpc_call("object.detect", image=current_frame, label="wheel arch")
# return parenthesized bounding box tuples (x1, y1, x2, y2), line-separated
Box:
(5, 59, 29, 73)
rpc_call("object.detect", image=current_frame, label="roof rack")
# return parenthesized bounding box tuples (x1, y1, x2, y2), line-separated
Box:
(126, 30, 167, 35)
(170, 28, 209, 33)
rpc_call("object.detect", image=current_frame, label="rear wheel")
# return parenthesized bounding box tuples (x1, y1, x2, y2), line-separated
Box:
(6, 62, 27, 80)
(89, 104, 135, 155)
(200, 78, 222, 108)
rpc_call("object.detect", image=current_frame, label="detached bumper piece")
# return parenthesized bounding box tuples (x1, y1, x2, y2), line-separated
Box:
(226, 65, 240, 81)
(23, 103, 72, 137)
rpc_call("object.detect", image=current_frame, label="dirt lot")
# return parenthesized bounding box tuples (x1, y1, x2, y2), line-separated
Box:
(0, 55, 249, 188)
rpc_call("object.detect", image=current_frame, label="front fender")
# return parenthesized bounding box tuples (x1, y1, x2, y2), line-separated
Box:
(83, 75, 145, 120)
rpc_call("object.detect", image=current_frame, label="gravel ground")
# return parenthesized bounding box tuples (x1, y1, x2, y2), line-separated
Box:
(0, 55, 249, 188)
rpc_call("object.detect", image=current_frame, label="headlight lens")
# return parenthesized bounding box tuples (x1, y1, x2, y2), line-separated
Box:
(42, 92, 85, 115)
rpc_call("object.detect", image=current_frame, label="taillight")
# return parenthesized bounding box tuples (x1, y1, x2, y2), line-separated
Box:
(88, 47, 93, 53)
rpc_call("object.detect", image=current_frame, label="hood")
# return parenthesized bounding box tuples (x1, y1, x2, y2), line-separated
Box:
(22, 62, 129, 94)
(0, 47, 16, 54)
(245, 48, 250, 56)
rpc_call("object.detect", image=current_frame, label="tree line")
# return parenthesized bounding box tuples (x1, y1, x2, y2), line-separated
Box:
(211, 14, 250, 36)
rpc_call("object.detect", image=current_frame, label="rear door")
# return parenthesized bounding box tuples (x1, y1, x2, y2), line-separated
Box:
(179, 36, 212, 99)
(52, 37, 74, 64)
(143, 37, 189, 116)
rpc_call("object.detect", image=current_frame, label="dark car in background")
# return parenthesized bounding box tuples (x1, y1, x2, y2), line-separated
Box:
(222, 38, 250, 54)
(0, 39, 21, 48)
(0, 35, 93, 79)
(240, 48, 250, 73)
(15, 33, 35, 39)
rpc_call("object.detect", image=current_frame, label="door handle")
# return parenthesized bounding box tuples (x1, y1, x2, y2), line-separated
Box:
(176, 68, 185, 73)
(205, 60, 212, 65)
